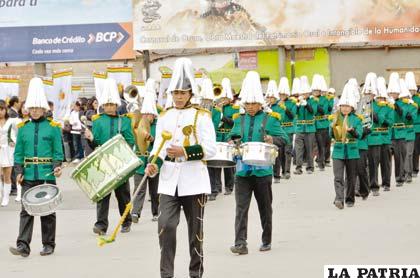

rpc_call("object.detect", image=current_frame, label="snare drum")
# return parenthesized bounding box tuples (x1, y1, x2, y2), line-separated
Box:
(240, 142, 278, 167)
(22, 184, 62, 216)
(207, 142, 237, 168)
(71, 134, 142, 203)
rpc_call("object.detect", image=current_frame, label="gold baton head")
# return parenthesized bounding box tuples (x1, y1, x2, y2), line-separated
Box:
(161, 130, 172, 141)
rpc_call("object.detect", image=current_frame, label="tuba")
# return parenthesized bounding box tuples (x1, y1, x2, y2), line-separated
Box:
(331, 111, 349, 143)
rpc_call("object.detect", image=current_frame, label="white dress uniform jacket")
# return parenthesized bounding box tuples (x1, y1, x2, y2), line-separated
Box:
(151, 107, 217, 196)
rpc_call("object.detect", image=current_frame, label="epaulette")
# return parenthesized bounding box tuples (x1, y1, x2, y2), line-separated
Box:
(124, 113, 134, 119)
(49, 120, 62, 128)
(157, 104, 164, 112)
(92, 114, 101, 121)
(196, 107, 212, 117)
(387, 103, 395, 110)
(326, 95, 334, 101)
(289, 97, 298, 104)
(377, 101, 387, 107)
(327, 114, 335, 121)
(232, 105, 240, 110)
(413, 103, 418, 108)
(17, 119, 29, 128)
(277, 102, 286, 110)
(269, 111, 281, 120)
(159, 107, 173, 117)
(356, 113, 364, 121)
(232, 113, 241, 120)
(214, 106, 222, 113)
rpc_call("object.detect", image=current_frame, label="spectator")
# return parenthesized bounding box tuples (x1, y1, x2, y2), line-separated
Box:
(45, 101, 54, 118)
(69, 102, 84, 163)
(0, 100, 20, 206)
(82, 97, 98, 156)
(8, 96, 21, 118)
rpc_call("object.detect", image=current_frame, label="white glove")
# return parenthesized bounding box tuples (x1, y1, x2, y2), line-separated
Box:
(300, 99, 307, 106)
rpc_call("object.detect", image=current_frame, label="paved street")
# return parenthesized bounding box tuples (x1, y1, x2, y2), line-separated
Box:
(1, 166, 419, 278)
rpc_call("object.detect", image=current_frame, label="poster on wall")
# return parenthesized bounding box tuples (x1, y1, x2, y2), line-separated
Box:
(133, 0, 420, 50)
(0, 0, 135, 62)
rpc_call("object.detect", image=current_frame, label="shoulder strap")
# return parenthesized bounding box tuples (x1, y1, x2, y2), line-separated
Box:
(240, 115, 245, 140)
(260, 113, 269, 141)
(118, 115, 122, 134)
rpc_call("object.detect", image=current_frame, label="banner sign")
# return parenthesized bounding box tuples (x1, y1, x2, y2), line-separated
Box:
(0, 0, 135, 62)
(133, 0, 420, 50)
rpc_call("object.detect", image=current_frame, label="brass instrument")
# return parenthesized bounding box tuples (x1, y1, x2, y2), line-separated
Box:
(213, 85, 222, 97)
(356, 95, 373, 128)
(135, 116, 152, 156)
(331, 111, 349, 143)
(124, 85, 140, 105)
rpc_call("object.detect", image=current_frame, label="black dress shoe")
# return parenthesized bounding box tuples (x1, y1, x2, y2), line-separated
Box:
(259, 244, 271, 252)
(230, 244, 248, 255)
(274, 177, 281, 184)
(306, 170, 313, 174)
(396, 183, 403, 187)
(346, 202, 354, 208)
(384, 186, 391, 191)
(334, 201, 344, 210)
(93, 226, 106, 236)
(224, 190, 232, 196)
(284, 173, 291, 179)
(406, 176, 413, 183)
(294, 169, 303, 175)
(208, 194, 217, 201)
(121, 225, 131, 233)
(132, 214, 140, 224)
(372, 191, 380, 197)
(40, 245, 54, 256)
(9, 246, 29, 257)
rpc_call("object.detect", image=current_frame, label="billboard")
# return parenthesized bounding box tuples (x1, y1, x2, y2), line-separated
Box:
(133, 0, 420, 50)
(0, 0, 135, 62)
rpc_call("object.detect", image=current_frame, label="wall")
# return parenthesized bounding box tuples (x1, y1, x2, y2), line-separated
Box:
(329, 47, 420, 93)
(285, 48, 330, 87)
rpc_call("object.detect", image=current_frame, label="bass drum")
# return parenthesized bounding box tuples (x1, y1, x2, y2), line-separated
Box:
(22, 184, 62, 216)
(71, 134, 142, 203)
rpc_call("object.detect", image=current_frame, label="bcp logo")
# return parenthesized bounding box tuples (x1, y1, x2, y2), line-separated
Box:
(88, 32, 125, 44)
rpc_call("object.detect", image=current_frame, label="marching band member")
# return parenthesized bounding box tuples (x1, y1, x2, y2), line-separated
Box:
(399, 79, 418, 183)
(348, 78, 370, 200)
(278, 77, 297, 179)
(229, 71, 289, 255)
(144, 58, 216, 278)
(213, 78, 238, 194)
(330, 84, 363, 209)
(10, 78, 64, 257)
(388, 72, 410, 188)
(265, 80, 282, 183)
(85, 79, 135, 235)
(325, 88, 337, 166)
(367, 76, 394, 194)
(407, 72, 420, 178)
(312, 74, 330, 171)
(293, 77, 318, 175)
(132, 79, 160, 223)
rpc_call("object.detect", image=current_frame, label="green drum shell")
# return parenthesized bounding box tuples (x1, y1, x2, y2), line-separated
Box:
(71, 134, 143, 202)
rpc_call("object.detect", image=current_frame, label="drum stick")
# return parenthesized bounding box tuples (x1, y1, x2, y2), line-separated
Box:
(98, 130, 172, 247)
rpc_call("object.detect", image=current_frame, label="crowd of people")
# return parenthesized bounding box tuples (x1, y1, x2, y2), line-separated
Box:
(1, 57, 420, 278)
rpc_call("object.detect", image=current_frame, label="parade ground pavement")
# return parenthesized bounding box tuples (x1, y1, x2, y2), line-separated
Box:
(1, 166, 419, 277)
